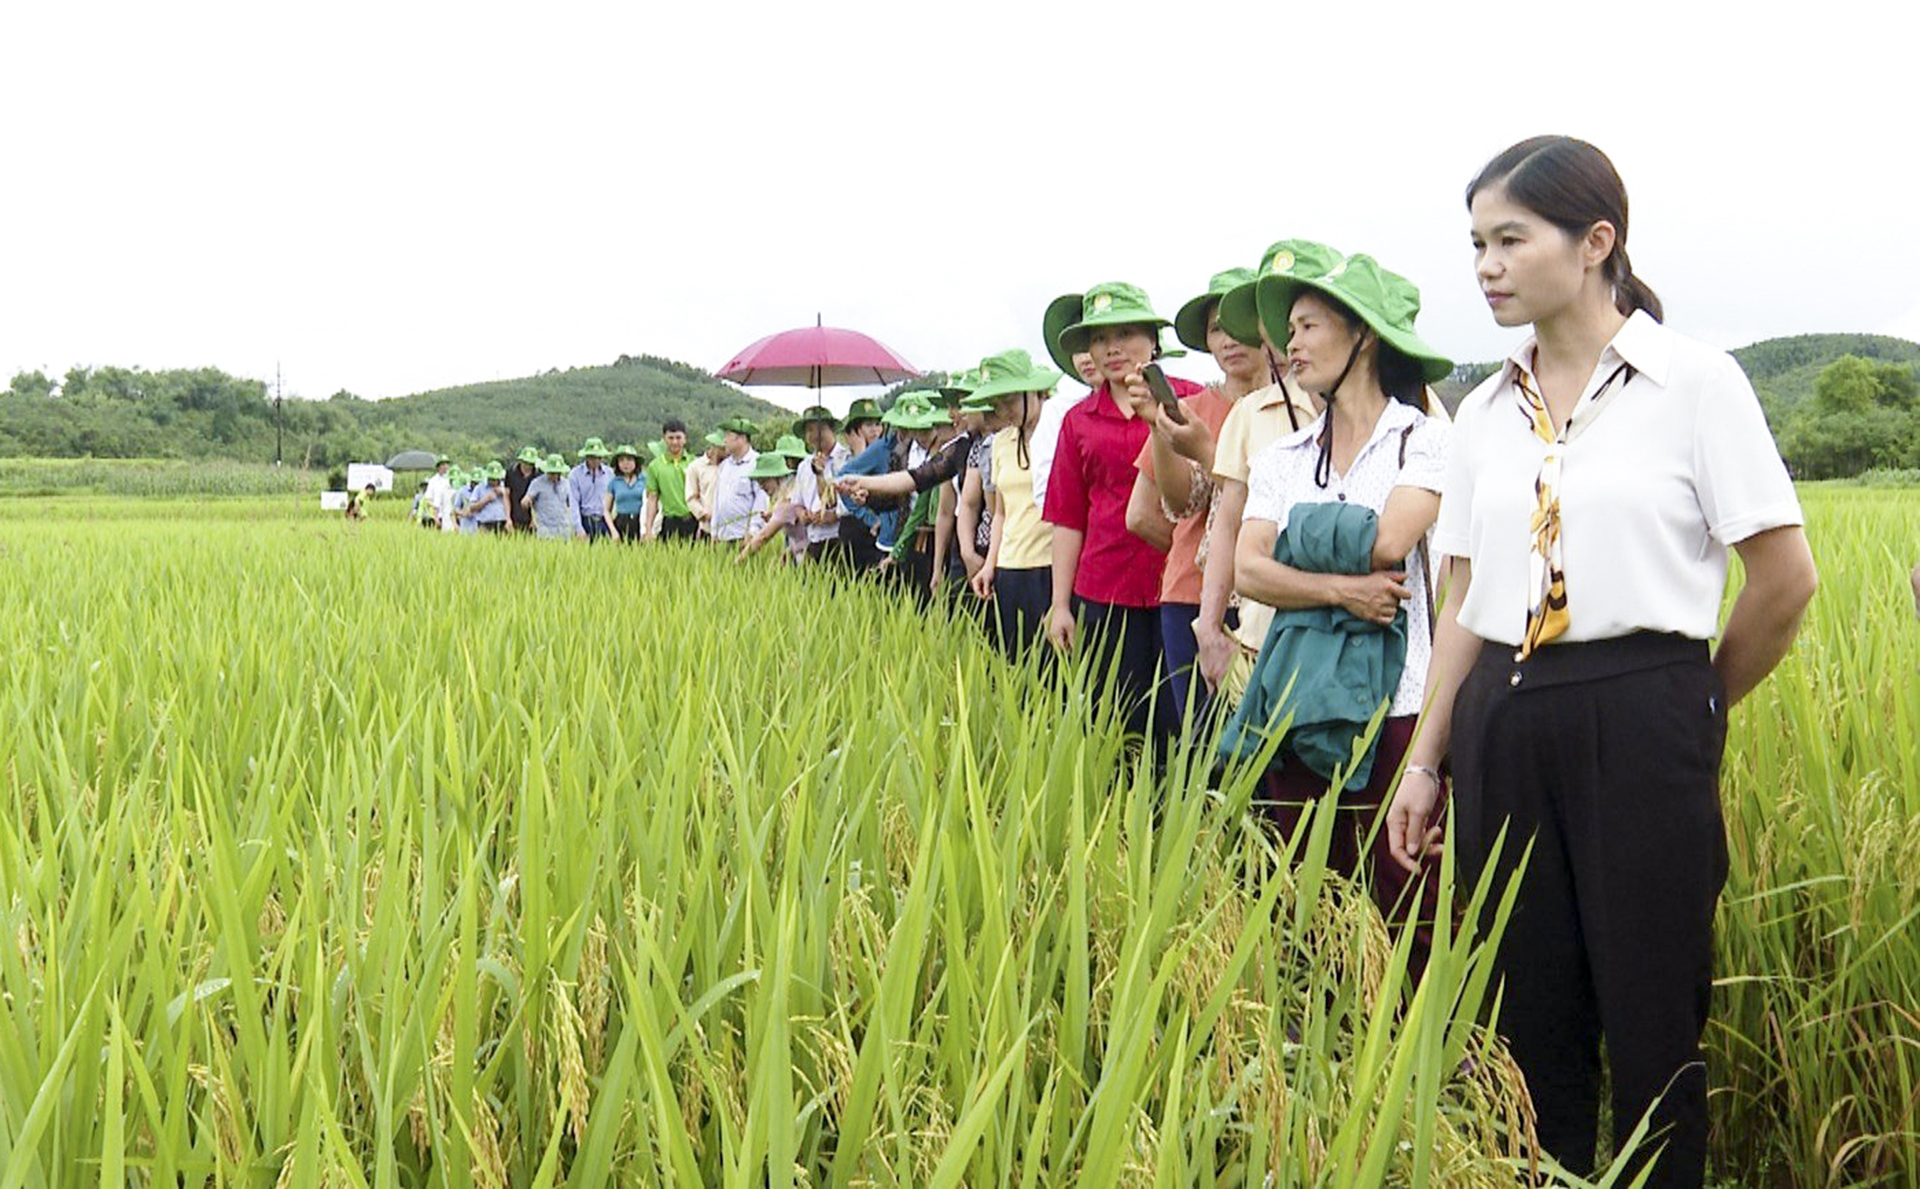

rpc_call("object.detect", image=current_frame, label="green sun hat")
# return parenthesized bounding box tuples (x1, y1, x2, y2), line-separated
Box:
(747, 452, 795, 481)
(541, 453, 568, 474)
(485, 461, 507, 480)
(717, 416, 758, 436)
(1256, 254, 1454, 383)
(1175, 268, 1257, 353)
(1218, 240, 1345, 347)
(774, 434, 810, 460)
(792, 405, 836, 436)
(704, 430, 727, 448)
(578, 436, 611, 460)
(882, 391, 942, 429)
(960, 349, 1061, 412)
(1048, 282, 1183, 380)
(937, 368, 981, 405)
(610, 443, 646, 467)
(646, 438, 666, 459)
(841, 398, 884, 432)
(447, 467, 469, 487)
(516, 446, 543, 466)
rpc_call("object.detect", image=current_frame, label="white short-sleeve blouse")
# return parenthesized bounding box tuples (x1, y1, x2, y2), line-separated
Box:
(1433, 311, 1802, 648)
(1244, 398, 1449, 717)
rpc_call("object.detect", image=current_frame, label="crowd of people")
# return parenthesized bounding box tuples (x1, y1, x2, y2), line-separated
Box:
(401, 137, 1818, 1189)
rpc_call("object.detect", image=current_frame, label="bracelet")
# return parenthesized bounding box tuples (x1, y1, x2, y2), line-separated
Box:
(1405, 764, 1444, 785)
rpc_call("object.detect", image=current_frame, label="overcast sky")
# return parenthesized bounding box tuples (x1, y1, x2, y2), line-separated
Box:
(4, 0, 1917, 414)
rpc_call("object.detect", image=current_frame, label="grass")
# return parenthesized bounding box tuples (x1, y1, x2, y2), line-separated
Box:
(0, 457, 323, 499)
(0, 486, 1910, 1186)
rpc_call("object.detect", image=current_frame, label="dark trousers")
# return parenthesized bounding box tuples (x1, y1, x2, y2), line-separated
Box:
(991, 566, 1052, 658)
(612, 513, 644, 541)
(840, 517, 885, 570)
(581, 515, 612, 541)
(806, 537, 849, 567)
(1075, 598, 1163, 741)
(657, 515, 699, 541)
(1451, 634, 1727, 1189)
(1158, 601, 1210, 730)
(1260, 716, 1435, 966)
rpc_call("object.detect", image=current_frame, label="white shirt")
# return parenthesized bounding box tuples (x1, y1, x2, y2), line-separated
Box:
(790, 445, 847, 545)
(1435, 311, 1802, 647)
(711, 450, 759, 541)
(423, 472, 456, 531)
(1243, 399, 1448, 717)
(1027, 389, 1084, 513)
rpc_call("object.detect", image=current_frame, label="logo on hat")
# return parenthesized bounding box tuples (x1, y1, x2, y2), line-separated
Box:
(1270, 250, 1295, 275)
(1325, 260, 1349, 279)
(1091, 292, 1113, 314)
(978, 366, 992, 382)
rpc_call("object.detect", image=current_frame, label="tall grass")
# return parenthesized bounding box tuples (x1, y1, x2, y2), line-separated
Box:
(0, 456, 322, 498)
(1709, 486, 1920, 1187)
(0, 514, 1554, 1186)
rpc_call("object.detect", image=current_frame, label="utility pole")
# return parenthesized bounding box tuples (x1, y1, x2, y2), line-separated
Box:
(274, 362, 283, 467)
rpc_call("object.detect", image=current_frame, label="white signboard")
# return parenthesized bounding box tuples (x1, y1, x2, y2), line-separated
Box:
(346, 463, 394, 493)
(320, 491, 350, 511)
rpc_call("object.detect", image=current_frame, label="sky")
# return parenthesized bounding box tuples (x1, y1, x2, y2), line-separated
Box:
(4, 0, 1918, 415)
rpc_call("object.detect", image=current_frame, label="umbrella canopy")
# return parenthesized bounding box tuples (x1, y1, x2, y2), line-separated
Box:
(386, 449, 441, 470)
(716, 317, 921, 388)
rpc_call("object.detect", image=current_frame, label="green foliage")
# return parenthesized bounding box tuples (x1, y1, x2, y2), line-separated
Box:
(1, 356, 785, 469)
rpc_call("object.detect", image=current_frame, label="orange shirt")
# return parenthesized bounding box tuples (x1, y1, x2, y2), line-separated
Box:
(1134, 385, 1237, 606)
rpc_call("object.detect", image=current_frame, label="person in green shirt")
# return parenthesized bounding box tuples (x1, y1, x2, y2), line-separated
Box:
(644, 418, 697, 541)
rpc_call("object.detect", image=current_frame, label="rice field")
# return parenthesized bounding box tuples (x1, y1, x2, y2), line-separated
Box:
(0, 486, 1911, 1187)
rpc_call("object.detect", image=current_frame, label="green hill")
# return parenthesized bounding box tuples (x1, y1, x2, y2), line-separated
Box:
(1730, 333, 1920, 419)
(1, 354, 787, 468)
(357, 354, 785, 456)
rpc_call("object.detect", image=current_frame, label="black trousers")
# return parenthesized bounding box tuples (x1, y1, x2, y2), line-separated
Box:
(1451, 633, 1728, 1189)
(657, 515, 698, 541)
(991, 566, 1052, 658)
(612, 512, 644, 541)
(1075, 598, 1165, 742)
(839, 517, 885, 570)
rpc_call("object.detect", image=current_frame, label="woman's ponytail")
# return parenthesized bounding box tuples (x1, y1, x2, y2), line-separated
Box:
(1608, 247, 1663, 322)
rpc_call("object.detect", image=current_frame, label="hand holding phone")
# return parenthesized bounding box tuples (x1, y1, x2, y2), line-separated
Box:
(1141, 363, 1187, 425)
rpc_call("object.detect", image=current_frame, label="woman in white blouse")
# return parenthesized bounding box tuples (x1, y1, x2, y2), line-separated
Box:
(1386, 137, 1818, 1189)
(1233, 253, 1452, 933)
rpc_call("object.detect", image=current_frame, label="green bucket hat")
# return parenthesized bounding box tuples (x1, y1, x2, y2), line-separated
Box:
(937, 368, 981, 404)
(961, 349, 1061, 411)
(516, 446, 543, 466)
(610, 442, 644, 463)
(792, 405, 836, 436)
(448, 467, 469, 487)
(646, 438, 666, 459)
(1048, 282, 1182, 380)
(841, 398, 884, 432)
(485, 461, 507, 480)
(1256, 254, 1454, 384)
(774, 433, 810, 460)
(1218, 240, 1345, 347)
(704, 430, 727, 448)
(747, 453, 795, 481)
(541, 453, 568, 474)
(717, 416, 758, 436)
(882, 392, 944, 430)
(1174, 268, 1257, 353)
(578, 437, 611, 460)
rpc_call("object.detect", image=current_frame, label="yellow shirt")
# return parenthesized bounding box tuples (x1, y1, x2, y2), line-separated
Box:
(1211, 378, 1318, 653)
(991, 427, 1052, 570)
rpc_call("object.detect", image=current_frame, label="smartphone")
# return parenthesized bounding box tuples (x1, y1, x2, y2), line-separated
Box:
(1141, 362, 1187, 425)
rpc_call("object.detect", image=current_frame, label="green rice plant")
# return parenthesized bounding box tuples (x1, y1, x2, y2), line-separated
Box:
(0, 510, 1552, 1186)
(0, 457, 323, 499)
(1708, 486, 1920, 1188)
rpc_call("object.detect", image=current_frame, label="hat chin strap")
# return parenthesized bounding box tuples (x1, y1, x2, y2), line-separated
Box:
(1314, 334, 1369, 489)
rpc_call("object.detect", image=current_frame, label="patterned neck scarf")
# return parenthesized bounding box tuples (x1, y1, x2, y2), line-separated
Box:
(1514, 358, 1634, 658)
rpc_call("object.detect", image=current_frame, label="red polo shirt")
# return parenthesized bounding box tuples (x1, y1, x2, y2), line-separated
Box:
(1043, 376, 1205, 608)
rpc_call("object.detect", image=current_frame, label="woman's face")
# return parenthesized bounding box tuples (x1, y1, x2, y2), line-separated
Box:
(1085, 325, 1156, 386)
(1285, 292, 1367, 396)
(1205, 304, 1261, 384)
(616, 456, 638, 477)
(1470, 182, 1599, 329)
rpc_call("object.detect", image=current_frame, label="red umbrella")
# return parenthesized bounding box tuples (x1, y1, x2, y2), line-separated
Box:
(716, 316, 921, 389)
